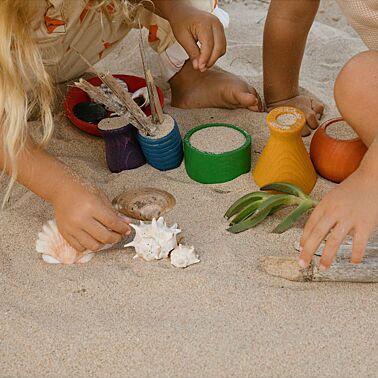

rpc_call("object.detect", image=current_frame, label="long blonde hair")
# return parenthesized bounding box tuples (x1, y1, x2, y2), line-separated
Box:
(0, 0, 140, 208)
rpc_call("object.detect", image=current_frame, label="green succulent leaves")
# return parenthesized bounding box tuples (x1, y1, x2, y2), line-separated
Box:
(225, 182, 317, 234)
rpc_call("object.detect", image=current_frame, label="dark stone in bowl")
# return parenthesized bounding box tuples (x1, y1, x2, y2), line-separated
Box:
(73, 102, 108, 124)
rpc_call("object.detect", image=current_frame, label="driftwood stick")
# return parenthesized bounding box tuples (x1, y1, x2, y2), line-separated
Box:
(100, 73, 156, 135)
(73, 48, 156, 136)
(261, 254, 378, 283)
(74, 79, 124, 114)
(138, 22, 164, 124)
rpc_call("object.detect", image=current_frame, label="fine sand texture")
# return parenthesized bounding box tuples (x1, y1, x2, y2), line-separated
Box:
(1, 1, 377, 376)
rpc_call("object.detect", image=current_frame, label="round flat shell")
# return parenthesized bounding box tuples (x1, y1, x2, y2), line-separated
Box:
(112, 188, 176, 221)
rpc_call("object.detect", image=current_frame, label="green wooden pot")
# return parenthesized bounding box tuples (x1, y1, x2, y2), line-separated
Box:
(184, 123, 252, 184)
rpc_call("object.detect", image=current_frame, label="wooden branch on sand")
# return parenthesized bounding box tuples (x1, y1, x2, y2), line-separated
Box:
(261, 252, 378, 283)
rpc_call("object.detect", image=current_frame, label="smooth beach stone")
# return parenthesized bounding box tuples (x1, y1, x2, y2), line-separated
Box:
(73, 102, 108, 124)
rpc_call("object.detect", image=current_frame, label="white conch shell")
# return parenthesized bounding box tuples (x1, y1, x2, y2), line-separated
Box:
(132, 87, 150, 108)
(170, 244, 200, 268)
(36, 220, 95, 264)
(125, 217, 181, 261)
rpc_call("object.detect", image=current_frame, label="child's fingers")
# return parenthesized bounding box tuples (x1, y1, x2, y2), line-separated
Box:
(351, 230, 369, 264)
(207, 23, 226, 68)
(66, 233, 86, 253)
(319, 223, 350, 269)
(95, 207, 131, 235)
(179, 31, 201, 68)
(76, 230, 104, 252)
(197, 25, 214, 71)
(86, 219, 123, 245)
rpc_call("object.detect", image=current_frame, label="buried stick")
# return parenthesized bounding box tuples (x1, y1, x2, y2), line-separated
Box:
(261, 251, 378, 283)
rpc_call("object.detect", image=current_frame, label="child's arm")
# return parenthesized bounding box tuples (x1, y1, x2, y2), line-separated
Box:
(151, 0, 226, 72)
(264, 0, 324, 131)
(0, 137, 130, 252)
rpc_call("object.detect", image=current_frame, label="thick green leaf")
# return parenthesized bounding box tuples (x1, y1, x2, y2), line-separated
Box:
(229, 200, 263, 225)
(227, 194, 297, 234)
(227, 207, 271, 234)
(224, 191, 270, 219)
(260, 182, 307, 199)
(273, 200, 314, 234)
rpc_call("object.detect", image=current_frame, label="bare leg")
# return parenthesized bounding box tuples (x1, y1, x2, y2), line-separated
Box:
(169, 60, 262, 112)
(299, 51, 378, 269)
(334, 50, 378, 146)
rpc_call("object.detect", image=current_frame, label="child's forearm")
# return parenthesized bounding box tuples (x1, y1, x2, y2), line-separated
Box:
(263, 0, 320, 105)
(149, 0, 189, 21)
(0, 137, 79, 204)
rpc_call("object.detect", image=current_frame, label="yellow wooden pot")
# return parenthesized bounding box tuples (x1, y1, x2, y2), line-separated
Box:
(253, 107, 317, 194)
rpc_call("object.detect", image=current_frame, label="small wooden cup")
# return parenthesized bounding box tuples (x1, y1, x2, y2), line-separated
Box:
(310, 117, 367, 183)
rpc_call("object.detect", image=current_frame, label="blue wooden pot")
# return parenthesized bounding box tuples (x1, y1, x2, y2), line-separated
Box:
(137, 115, 183, 171)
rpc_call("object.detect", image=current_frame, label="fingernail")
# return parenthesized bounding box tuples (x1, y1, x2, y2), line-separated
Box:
(193, 59, 198, 69)
(126, 229, 131, 236)
(119, 215, 132, 223)
(319, 264, 328, 271)
(298, 259, 307, 268)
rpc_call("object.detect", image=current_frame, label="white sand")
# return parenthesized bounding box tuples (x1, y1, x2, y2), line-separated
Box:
(1, 1, 377, 376)
(190, 126, 246, 153)
(326, 120, 359, 140)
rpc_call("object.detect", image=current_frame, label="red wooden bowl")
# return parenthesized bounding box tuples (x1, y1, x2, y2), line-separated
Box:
(64, 74, 165, 136)
(310, 117, 367, 183)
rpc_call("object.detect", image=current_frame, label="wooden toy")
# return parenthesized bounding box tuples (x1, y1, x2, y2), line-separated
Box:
(310, 117, 367, 183)
(253, 107, 317, 194)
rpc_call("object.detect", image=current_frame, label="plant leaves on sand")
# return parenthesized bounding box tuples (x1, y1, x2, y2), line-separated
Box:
(225, 182, 318, 234)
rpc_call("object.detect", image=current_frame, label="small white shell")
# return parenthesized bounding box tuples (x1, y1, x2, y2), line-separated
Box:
(36, 220, 95, 264)
(132, 87, 150, 108)
(125, 217, 181, 261)
(170, 244, 200, 268)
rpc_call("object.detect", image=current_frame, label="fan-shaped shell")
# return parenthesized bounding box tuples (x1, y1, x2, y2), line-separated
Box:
(112, 188, 176, 221)
(36, 220, 94, 264)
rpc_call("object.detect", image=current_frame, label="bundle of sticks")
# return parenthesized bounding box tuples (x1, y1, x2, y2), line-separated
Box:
(73, 21, 164, 137)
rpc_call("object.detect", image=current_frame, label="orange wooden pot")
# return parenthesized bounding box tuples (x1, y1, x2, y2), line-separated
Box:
(310, 117, 367, 183)
(253, 107, 317, 194)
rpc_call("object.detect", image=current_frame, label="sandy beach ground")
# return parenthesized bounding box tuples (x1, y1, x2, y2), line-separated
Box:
(1, 1, 377, 376)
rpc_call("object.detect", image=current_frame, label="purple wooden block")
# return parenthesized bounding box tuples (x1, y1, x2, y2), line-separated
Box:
(99, 123, 146, 173)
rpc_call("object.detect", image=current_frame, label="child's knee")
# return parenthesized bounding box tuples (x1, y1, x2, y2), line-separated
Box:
(335, 51, 378, 107)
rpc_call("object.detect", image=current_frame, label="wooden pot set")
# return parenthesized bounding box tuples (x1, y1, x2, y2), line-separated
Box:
(253, 108, 367, 193)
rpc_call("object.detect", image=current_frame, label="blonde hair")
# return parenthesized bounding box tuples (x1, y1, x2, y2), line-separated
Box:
(0, 0, 141, 207)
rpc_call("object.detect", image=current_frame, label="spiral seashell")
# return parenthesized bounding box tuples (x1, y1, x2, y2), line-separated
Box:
(170, 244, 200, 268)
(125, 217, 181, 261)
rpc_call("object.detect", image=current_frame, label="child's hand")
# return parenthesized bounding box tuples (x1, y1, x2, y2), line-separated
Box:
(52, 182, 130, 252)
(266, 95, 324, 136)
(168, 5, 226, 72)
(299, 169, 378, 270)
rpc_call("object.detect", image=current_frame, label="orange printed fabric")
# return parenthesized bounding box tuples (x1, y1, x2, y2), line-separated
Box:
(44, 1, 66, 34)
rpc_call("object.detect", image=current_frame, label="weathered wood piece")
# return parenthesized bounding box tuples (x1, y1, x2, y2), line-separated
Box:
(261, 251, 378, 283)
(74, 79, 124, 115)
(73, 48, 156, 136)
(138, 22, 164, 125)
(98, 73, 156, 135)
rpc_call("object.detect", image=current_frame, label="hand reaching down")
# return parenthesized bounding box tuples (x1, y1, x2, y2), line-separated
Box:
(299, 169, 378, 270)
(53, 182, 131, 252)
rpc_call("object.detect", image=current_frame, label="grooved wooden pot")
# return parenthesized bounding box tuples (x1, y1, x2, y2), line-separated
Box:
(253, 107, 317, 194)
(310, 117, 367, 183)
